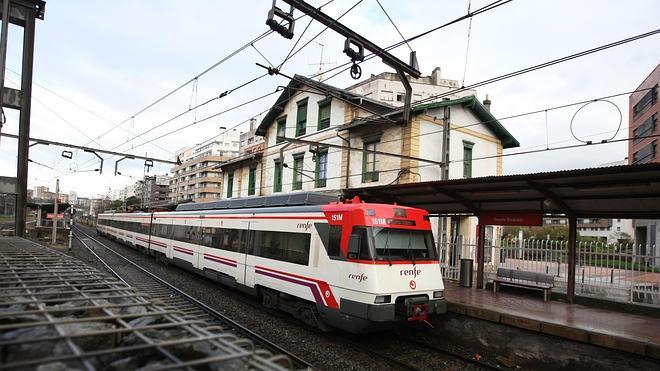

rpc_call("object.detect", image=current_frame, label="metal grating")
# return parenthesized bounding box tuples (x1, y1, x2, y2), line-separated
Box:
(0, 237, 291, 370)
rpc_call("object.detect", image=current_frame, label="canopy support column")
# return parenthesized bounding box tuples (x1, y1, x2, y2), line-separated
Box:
(476, 221, 486, 289)
(567, 216, 577, 303)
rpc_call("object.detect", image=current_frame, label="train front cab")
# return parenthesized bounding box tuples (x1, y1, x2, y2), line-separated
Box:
(317, 198, 447, 333)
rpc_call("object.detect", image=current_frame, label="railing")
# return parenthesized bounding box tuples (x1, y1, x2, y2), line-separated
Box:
(439, 237, 660, 307)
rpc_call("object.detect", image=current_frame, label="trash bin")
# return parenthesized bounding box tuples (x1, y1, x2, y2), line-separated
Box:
(459, 258, 473, 288)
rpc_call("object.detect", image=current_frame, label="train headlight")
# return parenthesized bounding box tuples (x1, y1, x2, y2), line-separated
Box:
(433, 290, 444, 299)
(374, 295, 391, 304)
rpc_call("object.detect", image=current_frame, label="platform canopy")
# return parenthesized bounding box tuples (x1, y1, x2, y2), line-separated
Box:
(343, 163, 660, 219)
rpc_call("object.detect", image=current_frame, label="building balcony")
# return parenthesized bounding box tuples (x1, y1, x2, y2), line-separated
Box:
(192, 187, 222, 194)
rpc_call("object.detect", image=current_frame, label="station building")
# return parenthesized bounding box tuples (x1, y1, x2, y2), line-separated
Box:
(217, 68, 519, 244)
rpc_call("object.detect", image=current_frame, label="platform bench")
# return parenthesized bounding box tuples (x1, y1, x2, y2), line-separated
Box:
(493, 268, 554, 302)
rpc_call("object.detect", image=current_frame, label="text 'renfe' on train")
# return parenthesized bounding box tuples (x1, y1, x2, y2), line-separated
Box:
(97, 193, 447, 332)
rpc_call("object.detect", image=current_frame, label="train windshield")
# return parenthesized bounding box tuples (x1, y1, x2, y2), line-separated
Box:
(370, 227, 437, 261)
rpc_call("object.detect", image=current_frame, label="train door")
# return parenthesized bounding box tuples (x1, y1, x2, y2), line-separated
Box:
(188, 218, 203, 270)
(239, 221, 255, 287)
(165, 218, 174, 259)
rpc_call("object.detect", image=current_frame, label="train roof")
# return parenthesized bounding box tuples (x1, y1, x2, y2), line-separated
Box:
(175, 192, 339, 212)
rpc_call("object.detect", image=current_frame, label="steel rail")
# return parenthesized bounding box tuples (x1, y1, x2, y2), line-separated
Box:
(73, 226, 314, 370)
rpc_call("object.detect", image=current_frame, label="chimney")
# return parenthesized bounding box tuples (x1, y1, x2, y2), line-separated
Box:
(483, 94, 491, 112)
(249, 118, 257, 131)
(431, 67, 441, 85)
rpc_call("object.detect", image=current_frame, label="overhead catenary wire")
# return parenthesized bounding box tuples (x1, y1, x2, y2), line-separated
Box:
(375, 0, 413, 52)
(69, 73, 271, 171)
(198, 86, 653, 190)
(65, 1, 354, 174)
(277, 0, 365, 70)
(307, 0, 513, 83)
(20, 0, 513, 187)
(461, 0, 473, 87)
(222, 128, 654, 196)
(339, 27, 660, 119)
(54, 2, 656, 186)
(4, 69, 174, 157)
(63, 0, 338, 151)
(127, 94, 645, 198)
(65, 0, 507, 175)
(150, 85, 659, 190)
(69, 89, 283, 175)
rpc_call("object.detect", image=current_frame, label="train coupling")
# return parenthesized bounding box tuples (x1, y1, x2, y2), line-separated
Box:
(403, 297, 429, 322)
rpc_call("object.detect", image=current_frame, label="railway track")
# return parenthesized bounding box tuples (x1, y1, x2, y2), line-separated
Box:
(72, 226, 314, 370)
(75, 224, 501, 370)
(328, 331, 499, 371)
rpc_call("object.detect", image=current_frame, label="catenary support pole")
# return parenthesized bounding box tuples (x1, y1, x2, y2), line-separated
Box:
(15, 6, 36, 237)
(51, 178, 58, 244)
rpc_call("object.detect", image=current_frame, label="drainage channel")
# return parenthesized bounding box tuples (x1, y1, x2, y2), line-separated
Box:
(0, 236, 308, 370)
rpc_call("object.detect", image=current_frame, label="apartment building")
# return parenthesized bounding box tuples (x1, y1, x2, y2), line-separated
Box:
(239, 118, 265, 153)
(136, 175, 170, 209)
(346, 66, 475, 105)
(629, 63, 660, 257)
(169, 128, 241, 203)
(629, 63, 659, 165)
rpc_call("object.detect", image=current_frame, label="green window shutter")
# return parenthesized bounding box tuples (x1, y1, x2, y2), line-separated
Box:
(273, 161, 282, 192)
(362, 135, 381, 183)
(315, 150, 328, 188)
(317, 98, 331, 130)
(292, 153, 304, 190)
(248, 168, 256, 196)
(276, 117, 286, 144)
(226, 173, 234, 198)
(296, 99, 307, 137)
(463, 141, 474, 179)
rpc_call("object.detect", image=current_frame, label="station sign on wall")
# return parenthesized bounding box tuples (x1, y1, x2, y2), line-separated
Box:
(479, 212, 542, 226)
(46, 213, 64, 219)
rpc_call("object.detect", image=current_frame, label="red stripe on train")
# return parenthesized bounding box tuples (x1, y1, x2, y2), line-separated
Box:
(255, 265, 338, 309)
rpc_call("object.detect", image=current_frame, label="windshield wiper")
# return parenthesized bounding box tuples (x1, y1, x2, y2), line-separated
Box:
(406, 231, 416, 266)
(382, 229, 392, 266)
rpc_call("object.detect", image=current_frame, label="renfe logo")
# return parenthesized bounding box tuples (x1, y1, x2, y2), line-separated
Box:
(400, 268, 422, 278)
(296, 221, 313, 231)
(348, 273, 368, 283)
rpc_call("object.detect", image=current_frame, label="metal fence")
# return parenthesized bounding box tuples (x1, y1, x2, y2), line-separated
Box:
(439, 237, 660, 307)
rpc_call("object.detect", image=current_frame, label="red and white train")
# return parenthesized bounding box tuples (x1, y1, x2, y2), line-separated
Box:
(96, 194, 447, 333)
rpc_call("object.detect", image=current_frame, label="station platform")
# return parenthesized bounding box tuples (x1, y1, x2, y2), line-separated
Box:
(443, 281, 660, 360)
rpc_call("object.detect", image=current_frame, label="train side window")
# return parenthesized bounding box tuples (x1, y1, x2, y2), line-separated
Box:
(228, 229, 241, 252)
(219, 229, 230, 249)
(287, 233, 310, 264)
(172, 224, 186, 242)
(201, 227, 215, 247)
(163, 224, 171, 238)
(327, 225, 343, 259)
(253, 230, 310, 265)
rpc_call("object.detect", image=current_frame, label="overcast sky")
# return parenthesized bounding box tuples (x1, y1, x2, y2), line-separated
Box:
(0, 0, 658, 198)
